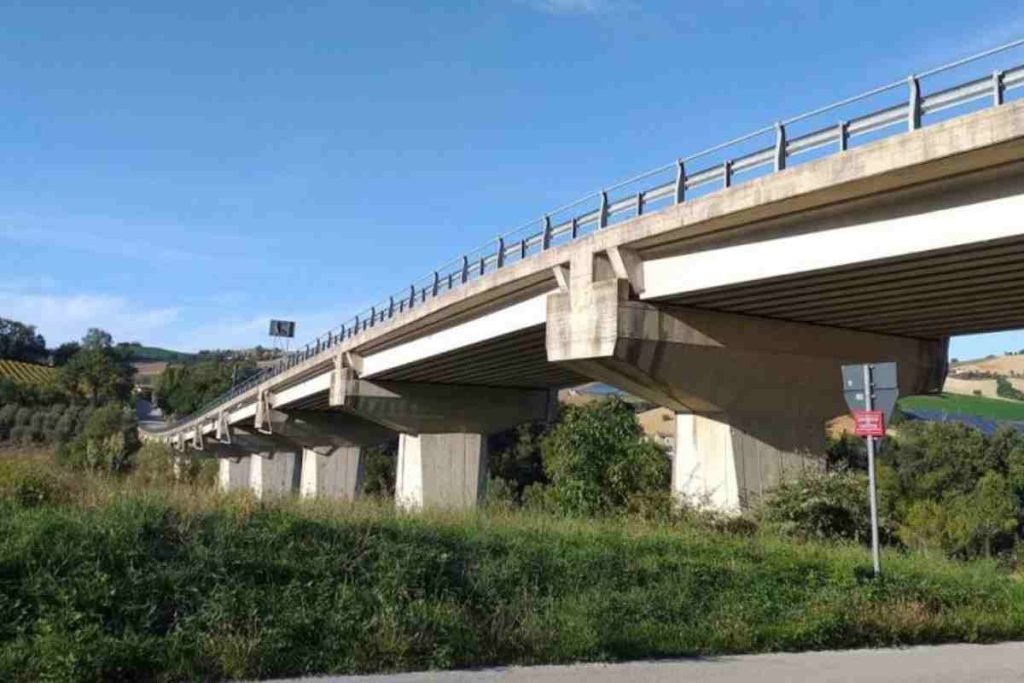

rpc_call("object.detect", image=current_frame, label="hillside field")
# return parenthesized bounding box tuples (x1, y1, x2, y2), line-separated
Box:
(0, 359, 56, 386)
(899, 393, 1024, 422)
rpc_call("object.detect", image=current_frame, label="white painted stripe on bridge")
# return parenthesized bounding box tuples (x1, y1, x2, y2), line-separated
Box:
(641, 192, 1024, 299)
(361, 291, 553, 378)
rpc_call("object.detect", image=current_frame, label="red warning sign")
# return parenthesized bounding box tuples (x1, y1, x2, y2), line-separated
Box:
(852, 410, 885, 437)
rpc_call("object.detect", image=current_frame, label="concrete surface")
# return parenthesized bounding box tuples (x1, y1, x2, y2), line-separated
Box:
(262, 641, 1024, 682)
(148, 99, 1024, 513)
(300, 446, 363, 500)
(396, 433, 487, 510)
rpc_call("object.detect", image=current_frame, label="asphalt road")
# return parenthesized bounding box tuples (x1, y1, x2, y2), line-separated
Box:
(266, 642, 1024, 682)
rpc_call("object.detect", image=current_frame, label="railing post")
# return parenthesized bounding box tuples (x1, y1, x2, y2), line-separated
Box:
(598, 191, 609, 229)
(993, 70, 1005, 106)
(388, 296, 395, 318)
(520, 238, 527, 259)
(496, 237, 506, 268)
(774, 122, 786, 172)
(340, 323, 346, 340)
(479, 256, 486, 276)
(542, 215, 552, 250)
(461, 255, 470, 283)
(409, 284, 416, 309)
(838, 120, 849, 152)
(432, 271, 440, 297)
(636, 192, 643, 216)
(448, 272, 454, 289)
(907, 75, 921, 131)
(674, 159, 686, 204)
(722, 160, 732, 188)
(370, 306, 376, 326)
(353, 314, 359, 333)
(570, 216, 579, 240)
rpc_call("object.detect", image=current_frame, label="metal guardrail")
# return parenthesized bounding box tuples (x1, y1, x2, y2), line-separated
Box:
(160, 39, 1024, 433)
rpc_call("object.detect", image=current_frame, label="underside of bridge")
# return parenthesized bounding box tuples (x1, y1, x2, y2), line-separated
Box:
(161, 100, 1024, 513)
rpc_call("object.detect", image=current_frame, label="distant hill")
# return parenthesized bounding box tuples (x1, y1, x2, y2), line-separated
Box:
(116, 344, 195, 363)
(0, 359, 57, 386)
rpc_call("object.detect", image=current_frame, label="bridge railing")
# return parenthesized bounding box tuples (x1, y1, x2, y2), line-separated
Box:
(161, 39, 1024, 432)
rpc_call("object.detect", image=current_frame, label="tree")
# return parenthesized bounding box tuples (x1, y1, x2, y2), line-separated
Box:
(946, 472, 1018, 558)
(0, 317, 46, 363)
(58, 404, 139, 472)
(489, 422, 548, 500)
(155, 358, 257, 417)
(51, 342, 81, 367)
(81, 328, 113, 350)
(58, 329, 135, 406)
(540, 398, 668, 516)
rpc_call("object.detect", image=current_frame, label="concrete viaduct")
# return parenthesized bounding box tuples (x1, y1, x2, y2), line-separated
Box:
(146, 61, 1024, 511)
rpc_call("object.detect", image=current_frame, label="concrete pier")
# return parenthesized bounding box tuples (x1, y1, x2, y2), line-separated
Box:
(249, 451, 300, 499)
(218, 455, 251, 493)
(300, 446, 363, 500)
(395, 433, 487, 510)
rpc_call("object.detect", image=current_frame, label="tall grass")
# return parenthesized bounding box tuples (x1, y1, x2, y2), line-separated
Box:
(1, 449, 1024, 681)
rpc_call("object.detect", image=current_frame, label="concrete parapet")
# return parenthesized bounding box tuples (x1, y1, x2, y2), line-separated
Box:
(395, 433, 487, 510)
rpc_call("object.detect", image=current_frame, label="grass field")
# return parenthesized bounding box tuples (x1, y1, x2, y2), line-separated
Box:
(0, 359, 56, 386)
(2, 448, 1024, 681)
(899, 393, 1024, 421)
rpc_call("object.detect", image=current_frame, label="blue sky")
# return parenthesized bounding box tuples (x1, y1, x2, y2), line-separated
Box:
(1, 1, 1023, 360)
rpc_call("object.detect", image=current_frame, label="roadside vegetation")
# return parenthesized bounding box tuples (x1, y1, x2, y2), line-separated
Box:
(4, 443, 1024, 682)
(3, 398, 1024, 680)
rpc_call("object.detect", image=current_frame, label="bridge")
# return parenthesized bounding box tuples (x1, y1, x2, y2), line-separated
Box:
(148, 43, 1024, 511)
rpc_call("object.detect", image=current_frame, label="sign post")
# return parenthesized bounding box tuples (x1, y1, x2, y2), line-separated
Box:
(841, 362, 898, 577)
(862, 364, 882, 577)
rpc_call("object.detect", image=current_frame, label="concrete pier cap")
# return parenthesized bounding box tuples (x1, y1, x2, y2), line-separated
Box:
(546, 248, 947, 511)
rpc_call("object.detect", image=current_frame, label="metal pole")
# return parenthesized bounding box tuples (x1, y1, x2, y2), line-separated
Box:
(863, 363, 881, 576)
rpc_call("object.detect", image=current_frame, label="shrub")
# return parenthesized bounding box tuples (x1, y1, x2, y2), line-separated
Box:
(58, 405, 139, 472)
(945, 472, 1018, 559)
(540, 397, 668, 516)
(897, 499, 948, 553)
(362, 442, 397, 497)
(762, 467, 882, 543)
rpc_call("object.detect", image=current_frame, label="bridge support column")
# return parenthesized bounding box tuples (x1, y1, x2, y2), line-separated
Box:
(300, 446, 363, 500)
(548, 255, 946, 511)
(672, 412, 820, 511)
(395, 433, 487, 511)
(249, 451, 301, 499)
(218, 455, 251, 493)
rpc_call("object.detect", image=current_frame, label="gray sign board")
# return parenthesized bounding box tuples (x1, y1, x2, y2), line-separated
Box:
(841, 361, 899, 420)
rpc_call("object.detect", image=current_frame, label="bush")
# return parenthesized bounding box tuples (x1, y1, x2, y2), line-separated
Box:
(58, 405, 139, 472)
(540, 398, 669, 516)
(762, 467, 882, 543)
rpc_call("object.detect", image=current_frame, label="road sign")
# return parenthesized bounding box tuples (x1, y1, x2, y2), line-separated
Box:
(852, 410, 885, 437)
(840, 362, 898, 578)
(842, 362, 898, 419)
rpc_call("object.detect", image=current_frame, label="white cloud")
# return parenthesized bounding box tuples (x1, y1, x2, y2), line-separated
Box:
(0, 291, 180, 347)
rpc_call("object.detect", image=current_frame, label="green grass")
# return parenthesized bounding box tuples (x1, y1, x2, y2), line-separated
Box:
(2, 453, 1024, 681)
(899, 393, 1024, 421)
